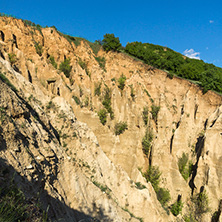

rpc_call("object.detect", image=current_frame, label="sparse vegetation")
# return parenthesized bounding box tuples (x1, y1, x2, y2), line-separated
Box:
(142, 106, 149, 125)
(78, 58, 90, 77)
(129, 85, 135, 100)
(184, 189, 210, 221)
(46, 101, 56, 110)
(8, 53, 16, 64)
(178, 153, 193, 181)
(98, 109, 107, 125)
(118, 74, 126, 91)
(114, 121, 127, 135)
(34, 42, 43, 56)
(143, 166, 171, 207)
(135, 182, 146, 190)
(0, 72, 17, 92)
(151, 105, 160, 123)
(102, 86, 114, 119)
(94, 82, 102, 96)
(59, 58, 72, 78)
(49, 56, 57, 69)
(192, 189, 210, 218)
(0, 181, 47, 222)
(73, 95, 80, 105)
(95, 56, 106, 71)
(171, 199, 183, 216)
(142, 128, 153, 155)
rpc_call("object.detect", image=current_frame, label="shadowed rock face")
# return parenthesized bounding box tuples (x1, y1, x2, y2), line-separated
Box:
(0, 16, 222, 221)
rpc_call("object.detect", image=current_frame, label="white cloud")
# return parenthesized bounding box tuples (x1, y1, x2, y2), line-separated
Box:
(209, 20, 214, 23)
(183, 49, 200, 60)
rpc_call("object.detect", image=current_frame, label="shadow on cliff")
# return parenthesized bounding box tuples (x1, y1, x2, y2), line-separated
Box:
(0, 157, 113, 222)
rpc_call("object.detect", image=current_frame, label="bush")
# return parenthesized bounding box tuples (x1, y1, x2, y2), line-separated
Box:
(142, 106, 149, 125)
(143, 166, 171, 206)
(171, 199, 183, 216)
(118, 74, 126, 90)
(151, 105, 160, 123)
(98, 109, 107, 125)
(8, 53, 16, 64)
(49, 56, 57, 69)
(73, 95, 80, 105)
(94, 82, 102, 96)
(193, 189, 210, 216)
(142, 128, 153, 155)
(114, 121, 127, 135)
(135, 182, 146, 190)
(95, 56, 106, 71)
(157, 188, 171, 206)
(34, 42, 43, 56)
(129, 85, 135, 100)
(59, 58, 72, 78)
(143, 166, 161, 192)
(102, 86, 114, 119)
(178, 153, 193, 181)
(102, 33, 122, 52)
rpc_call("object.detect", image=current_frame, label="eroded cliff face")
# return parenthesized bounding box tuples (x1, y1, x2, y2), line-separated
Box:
(0, 16, 222, 221)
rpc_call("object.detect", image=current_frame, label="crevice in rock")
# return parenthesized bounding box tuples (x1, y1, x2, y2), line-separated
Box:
(57, 87, 60, 96)
(210, 118, 218, 128)
(204, 118, 208, 130)
(13, 65, 21, 73)
(189, 135, 205, 195)
(12, 34, 18, 48)
(149, 145, 153, 166)
(28, 70, 32, 83)
(0, 30, 5, 41)
(170, 134, 174, 154)
(0, 50, 5, 60)
(194, 104, 198, 120)
(181, 105, 184, 115)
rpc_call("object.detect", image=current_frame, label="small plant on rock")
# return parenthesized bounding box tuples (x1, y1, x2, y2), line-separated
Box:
(142, 106, 149, 125)
(59, 58, 72, 78)
(118, 74, 126, 91)
(142, 128, 153, 155)
(98, 109, 107, 125)
(114, 121, 127, 135)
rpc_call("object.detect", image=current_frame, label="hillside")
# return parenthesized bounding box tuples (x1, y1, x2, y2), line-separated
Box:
(0, 16, 222, 222)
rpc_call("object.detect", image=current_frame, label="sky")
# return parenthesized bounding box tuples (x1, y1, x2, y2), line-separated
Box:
(1, 0, 222, 67)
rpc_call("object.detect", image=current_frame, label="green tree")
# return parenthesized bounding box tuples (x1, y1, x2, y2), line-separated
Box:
(102, 34, 122, 52)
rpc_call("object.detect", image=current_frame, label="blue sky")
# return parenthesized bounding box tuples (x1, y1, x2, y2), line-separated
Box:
(1, 0, 222, 67)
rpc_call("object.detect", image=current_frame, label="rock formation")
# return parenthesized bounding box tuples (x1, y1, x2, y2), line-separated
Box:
(0, 16, 222, 221)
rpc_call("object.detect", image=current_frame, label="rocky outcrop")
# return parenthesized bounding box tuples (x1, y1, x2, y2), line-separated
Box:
(0, 16, 222, 221)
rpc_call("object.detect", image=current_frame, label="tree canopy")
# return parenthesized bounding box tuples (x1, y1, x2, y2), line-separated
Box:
(102, 33, 122, 52)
